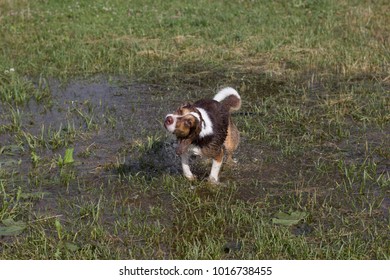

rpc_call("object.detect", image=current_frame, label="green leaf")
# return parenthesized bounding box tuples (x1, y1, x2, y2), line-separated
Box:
(31, 151, 40, 164)
(0, 218, 27, 236)
(55, 219, 63, 240)
(63, 148, 74, 164)
(272, 211, 308, 226)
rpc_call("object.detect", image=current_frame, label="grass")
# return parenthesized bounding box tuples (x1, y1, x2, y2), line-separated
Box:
(0, 0, 389, 259)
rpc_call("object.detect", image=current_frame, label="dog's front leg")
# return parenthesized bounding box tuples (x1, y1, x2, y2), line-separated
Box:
(209, 149, 224, 184)
(181, 152, 195, 181)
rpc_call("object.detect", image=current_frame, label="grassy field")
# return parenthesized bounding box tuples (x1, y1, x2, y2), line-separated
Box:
(0, 0, 389, 259)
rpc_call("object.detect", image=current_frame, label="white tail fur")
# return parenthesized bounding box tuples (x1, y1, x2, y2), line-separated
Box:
(213, 87, 241, 112)
(213, 87, 240, 102)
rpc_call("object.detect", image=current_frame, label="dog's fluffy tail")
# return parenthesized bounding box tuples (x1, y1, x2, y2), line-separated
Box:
(213, 87, 241, 112)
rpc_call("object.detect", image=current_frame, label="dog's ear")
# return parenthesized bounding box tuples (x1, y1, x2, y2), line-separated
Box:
(181, 102, 193, 109)
(176, 103, 193, 115)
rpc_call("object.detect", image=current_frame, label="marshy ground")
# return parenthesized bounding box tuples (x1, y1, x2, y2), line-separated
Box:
(0, 0, 389, 259)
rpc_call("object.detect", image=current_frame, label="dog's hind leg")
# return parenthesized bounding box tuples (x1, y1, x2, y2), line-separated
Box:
(224, 120, 240, 164)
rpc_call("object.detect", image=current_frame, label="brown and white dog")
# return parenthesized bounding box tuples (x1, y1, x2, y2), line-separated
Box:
(164, 87, 241, 183)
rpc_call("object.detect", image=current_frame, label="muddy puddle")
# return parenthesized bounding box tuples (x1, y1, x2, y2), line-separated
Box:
(0, 77, 276, 186)
(1, 77, 175, 173)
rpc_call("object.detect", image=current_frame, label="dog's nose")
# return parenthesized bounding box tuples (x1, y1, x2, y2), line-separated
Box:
(165, 115, 174, 126)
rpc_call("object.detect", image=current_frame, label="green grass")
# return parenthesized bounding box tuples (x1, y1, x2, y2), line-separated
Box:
(0, 0, 389, 259)
(1, 0, 389, 78)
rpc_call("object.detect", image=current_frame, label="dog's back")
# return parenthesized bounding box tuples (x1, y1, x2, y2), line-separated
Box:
(192, 87, 241, 164)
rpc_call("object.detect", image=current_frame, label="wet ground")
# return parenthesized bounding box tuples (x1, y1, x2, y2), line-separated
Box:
(0, 77, 308, 183)
(0, 74, 389, 249)
(1, 77, 173, 173)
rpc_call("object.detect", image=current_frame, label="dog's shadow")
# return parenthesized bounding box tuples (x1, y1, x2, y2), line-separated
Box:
(114, 139, 179, 179)
(114, 138, 211, 181)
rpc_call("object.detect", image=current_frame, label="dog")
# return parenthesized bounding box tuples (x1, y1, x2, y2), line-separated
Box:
(164, 87, 241, 183)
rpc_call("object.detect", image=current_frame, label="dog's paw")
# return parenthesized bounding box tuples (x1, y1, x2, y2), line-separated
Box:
(184, 174, 197, 181)
(208, 176, 220, 185)
(226, 158, 238, 165)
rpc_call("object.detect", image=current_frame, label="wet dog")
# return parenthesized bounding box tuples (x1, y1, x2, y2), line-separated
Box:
(164, 87, 241, 183)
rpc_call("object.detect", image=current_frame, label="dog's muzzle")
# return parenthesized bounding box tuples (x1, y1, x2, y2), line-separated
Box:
(164, 115, 174, 127)
(164, 114, 177, 133)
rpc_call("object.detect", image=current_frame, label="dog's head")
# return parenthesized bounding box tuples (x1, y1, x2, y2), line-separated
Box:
(164, 103, 202, 139)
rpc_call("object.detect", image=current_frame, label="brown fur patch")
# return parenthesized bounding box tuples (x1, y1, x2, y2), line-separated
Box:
(221, 95, 242, 112)
(173, 114, 198, 138)
(214, 148, 224, 163)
